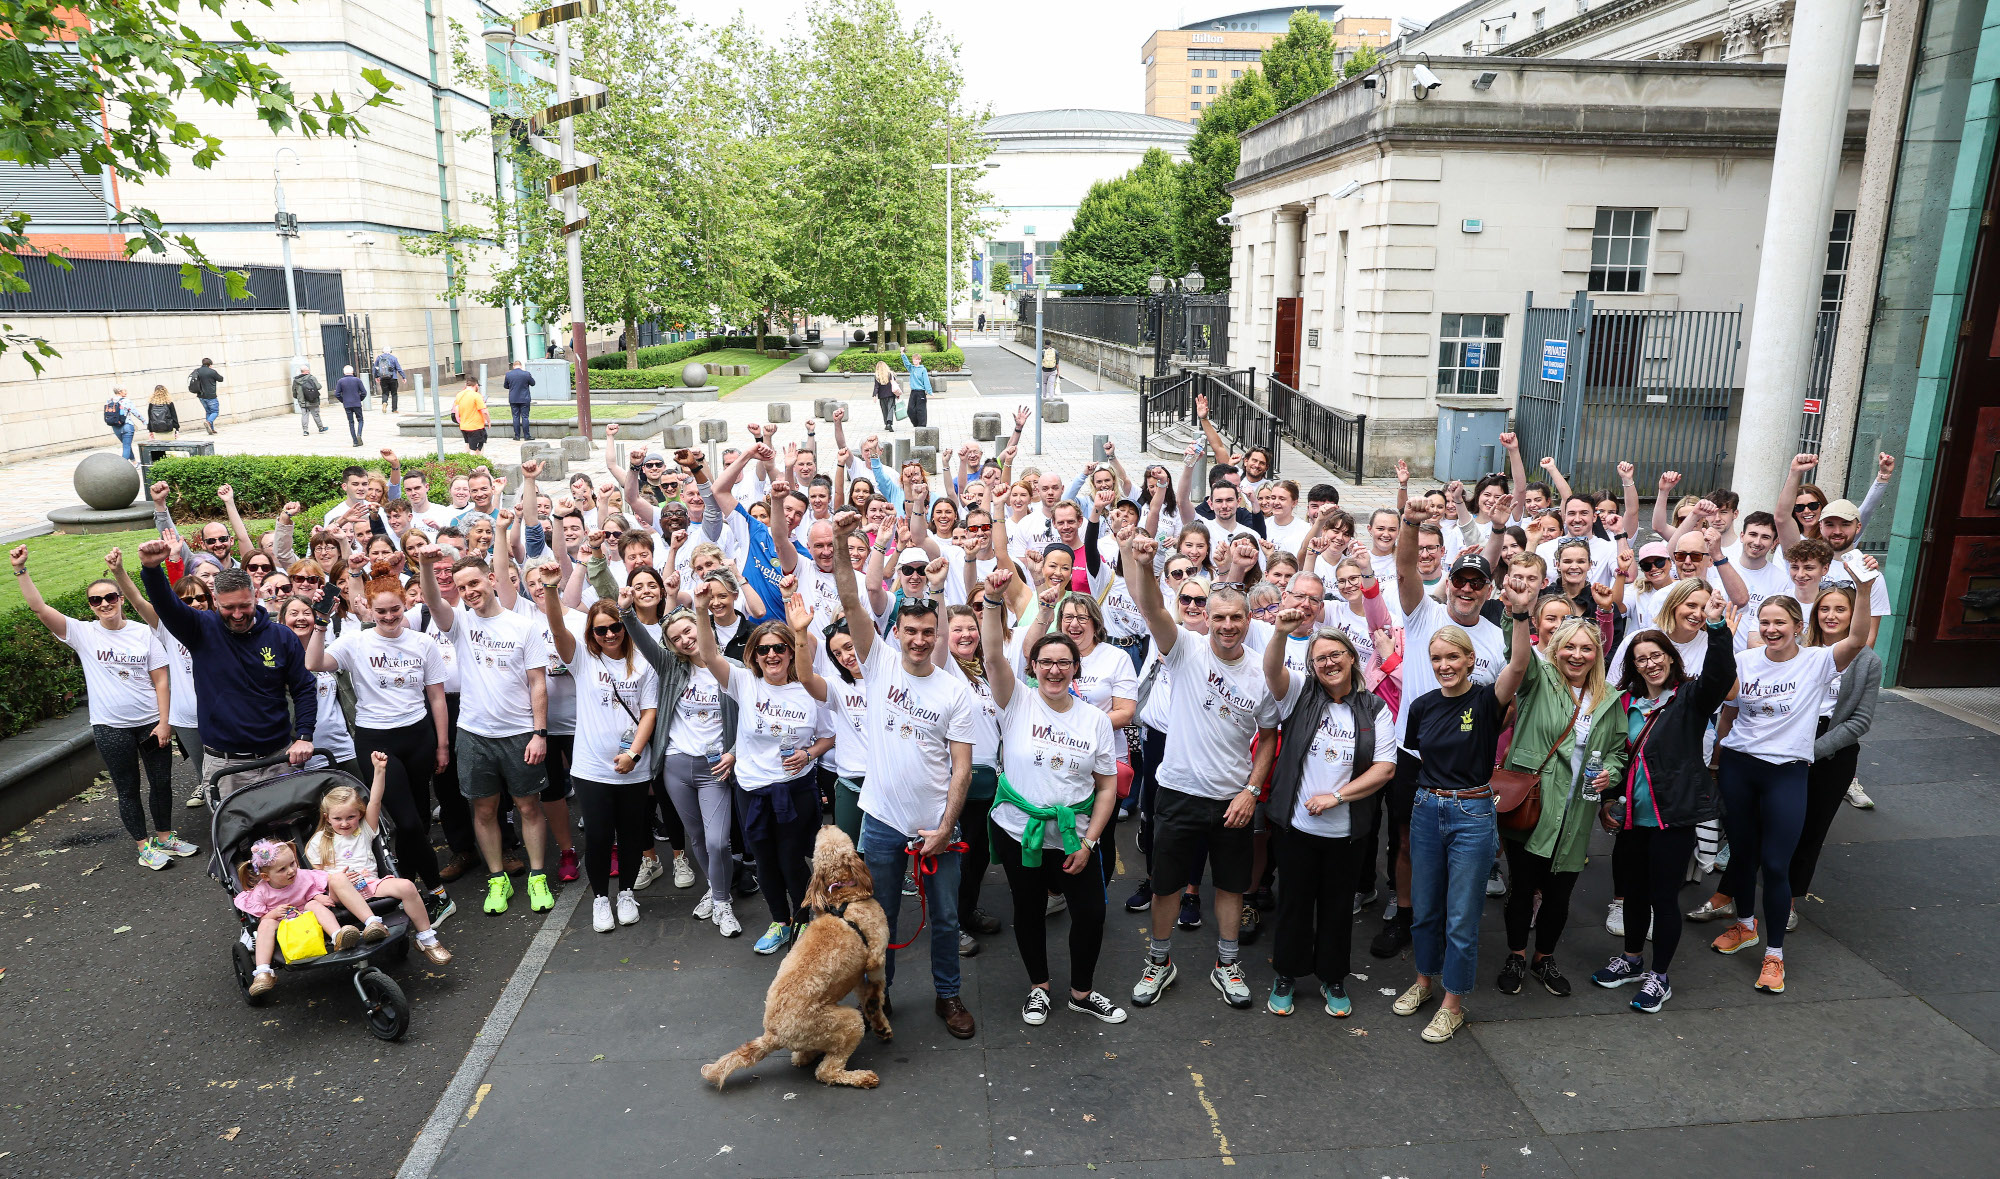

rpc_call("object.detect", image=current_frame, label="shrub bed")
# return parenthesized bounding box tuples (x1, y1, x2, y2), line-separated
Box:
(586, 335, 785, 372)
(147, 453, 495, 518)
(831, 341, 965, 373)
(0, 585, 99, 739)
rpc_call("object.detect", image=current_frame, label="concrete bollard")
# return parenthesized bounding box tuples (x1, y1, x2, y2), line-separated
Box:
(971, 411, 1003, 441)
(662, 423, 695, 448)
(813, 397, 840, 419)
(892, 437, 913, 468)
(560, 435, 593, 460)
(912, 445, 938, 475)
(698, 418, 728, 444)
(767, 402, 791, 424)
(831, 400, 849, 422)
(519, 441, 567, 483)
(913, 426, 939, 450)
(1043, 398, 1070, 424)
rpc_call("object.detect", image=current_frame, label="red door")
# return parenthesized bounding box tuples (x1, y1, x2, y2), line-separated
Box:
(1902, 160, 2000, 686)
(1274, 296, 1302, 389)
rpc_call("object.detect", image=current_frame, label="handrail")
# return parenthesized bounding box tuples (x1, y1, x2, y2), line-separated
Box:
(1266, 374, 1366, 483)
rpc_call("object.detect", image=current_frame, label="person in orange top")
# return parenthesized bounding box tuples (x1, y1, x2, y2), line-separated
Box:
(454, 382, 492, 452)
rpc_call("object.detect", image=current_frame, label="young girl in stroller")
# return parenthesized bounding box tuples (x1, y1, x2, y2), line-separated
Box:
(305, 753, 453, 965)
(235, 838, 384, 996)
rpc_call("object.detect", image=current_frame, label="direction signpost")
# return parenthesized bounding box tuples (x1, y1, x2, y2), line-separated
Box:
(1006, 283, 1081, 454)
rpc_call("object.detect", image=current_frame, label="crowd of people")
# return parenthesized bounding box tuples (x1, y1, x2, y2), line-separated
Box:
(17, 392, 1897, 1037)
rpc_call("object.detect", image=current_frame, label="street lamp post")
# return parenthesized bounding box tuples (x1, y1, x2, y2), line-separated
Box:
(272, 147, 308, 379)
(929, 159, 999, 348)
(1143, 263, 1206, 378)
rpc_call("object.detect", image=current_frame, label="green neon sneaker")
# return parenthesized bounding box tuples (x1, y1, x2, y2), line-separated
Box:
(527, 872, 555, 913)
(483, 872, 514, 915)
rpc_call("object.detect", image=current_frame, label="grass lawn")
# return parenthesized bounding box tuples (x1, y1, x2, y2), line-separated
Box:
(1, 517, 285, 615)
(706, 348, 795, 397)
(527, 403, 662, 421)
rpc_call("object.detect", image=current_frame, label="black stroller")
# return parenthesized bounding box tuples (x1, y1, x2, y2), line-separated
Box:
(208, 751, 416, 1041)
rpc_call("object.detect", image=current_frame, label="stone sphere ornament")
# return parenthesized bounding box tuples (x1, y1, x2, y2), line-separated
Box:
(680, 362, 711, 390)
(807, 350, 831, 373)
(75, 452, 141, 511)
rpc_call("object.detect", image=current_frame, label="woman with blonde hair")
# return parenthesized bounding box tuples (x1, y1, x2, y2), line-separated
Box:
(145, 385, 181, 440)
(871, 361, 900, 431)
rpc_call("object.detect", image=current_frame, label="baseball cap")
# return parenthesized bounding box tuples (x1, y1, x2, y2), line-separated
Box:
(643, 447, 668, 464)
(1819, 498, 1861, 522)
(1637, 541, 1672, 562)
(1448, 552, 1492, 580)
(896, 548, 930, 569)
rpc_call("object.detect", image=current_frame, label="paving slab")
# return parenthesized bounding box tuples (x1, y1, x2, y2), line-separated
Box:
(1553, 1107, 2000, 1178)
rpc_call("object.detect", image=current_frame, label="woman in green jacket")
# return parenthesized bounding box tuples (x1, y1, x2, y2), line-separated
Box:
(1496, 617, 1628, 997)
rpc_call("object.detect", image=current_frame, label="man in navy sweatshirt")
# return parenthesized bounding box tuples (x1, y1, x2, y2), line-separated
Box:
(138, 541, 316, 792)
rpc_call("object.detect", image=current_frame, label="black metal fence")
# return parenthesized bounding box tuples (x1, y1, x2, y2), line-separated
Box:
(1798, 309, 1840, 454)
(1139, 370, 1195, 456)
(1141, 368, 1281, 476)
(0, 253, 346, 315)
(1018, 296, 1144, 348)
(1018, 292, 1232, 370)
(1267, 374, 1366, 483)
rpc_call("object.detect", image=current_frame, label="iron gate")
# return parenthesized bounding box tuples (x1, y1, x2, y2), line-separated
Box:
(1514, 292, 1743, 492)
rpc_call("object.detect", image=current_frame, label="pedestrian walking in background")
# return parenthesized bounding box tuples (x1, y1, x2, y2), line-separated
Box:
(454, 381, 491, 452)
(1039, 344, 1059, 404)
(373, 348, 404, 412)
(900, 346, 932, 428)
(293, 365, 327, 436)
(187, 357, 223, 434)
(145, 385, 181, 440)
(503, 360, 536, 442)
(333, 365, 369, 447)
(871, 362, 899, 431)
(104, 385, 139, 462)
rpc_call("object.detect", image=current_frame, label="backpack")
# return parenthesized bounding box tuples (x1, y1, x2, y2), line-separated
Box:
(103, 397, 126, 428)
(187, 371, 202, 395)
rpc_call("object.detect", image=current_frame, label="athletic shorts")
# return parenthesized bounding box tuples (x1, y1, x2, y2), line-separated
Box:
(457, 732, 549, 799)
(1149, 784, 1254, 896)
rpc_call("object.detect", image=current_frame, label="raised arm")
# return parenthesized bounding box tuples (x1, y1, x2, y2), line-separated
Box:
(1709, 523, 1749, 607)
(1264, 606, 1305, 701)
(1492, 577, 1539, 707)
(216, 484, 256, 560)
(1121, 533, 1177, 656)
(828, 509, 874, 664)
(9, 545, 68, 638)
(532, 560, 575, 665)
(1616, 462, 1640, 541)
(786, 589, 829, 704)
(710, 442, 760, 519)
(303, 614, 338, 672)
(104, 547, 158, 628)
(1855, 452, 1895, 530)
(978, 567, 1019, 709)
(1774, 453, 1815, 549)
(413, 544, 454, 632)
(492, 508, 521, 610)
(769, 484, 799, 574)
(1538, 455, 1573, 506)
(1396, 500, 1431, 617)
(690, 581, 734, 683)
(1501, 432, 1529, 519)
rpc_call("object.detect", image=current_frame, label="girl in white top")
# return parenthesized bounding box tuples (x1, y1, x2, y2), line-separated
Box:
(278, 597, 355, 770)
(1710, 592, 1869, 992)
(304, 760, 452, 963)
(978, 567, 1127, 1027)
(13, 546, 187, 869)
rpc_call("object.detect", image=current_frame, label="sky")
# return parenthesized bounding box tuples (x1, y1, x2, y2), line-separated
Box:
(679, 0, 1461, 119)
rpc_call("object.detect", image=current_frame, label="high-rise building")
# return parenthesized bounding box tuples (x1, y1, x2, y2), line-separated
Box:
(1141, 7, 1395, 121)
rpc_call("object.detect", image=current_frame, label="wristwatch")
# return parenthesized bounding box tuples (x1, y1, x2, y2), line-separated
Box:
(1330, 787, 1345, 806)
(532, 728, 549, 738)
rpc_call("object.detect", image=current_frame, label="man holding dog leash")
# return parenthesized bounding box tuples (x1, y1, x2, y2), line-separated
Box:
(828, 508, 979, 1038)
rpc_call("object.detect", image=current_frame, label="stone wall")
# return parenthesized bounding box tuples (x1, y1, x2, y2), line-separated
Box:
(1010, 325, 1151, 388)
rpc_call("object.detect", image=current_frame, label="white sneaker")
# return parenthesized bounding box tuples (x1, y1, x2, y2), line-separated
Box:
(1606, 899, 1626, 938)
(1846, 782, 1875, 809)
(592, 896, 615, 933)
(632, 855, 666, 891)
(714, 899, 742, 938)
(616, 889, 640, 926)
(1485, 863, 1506, 897)
(693, 895, 715, 921)
(672, 851, 696, 889)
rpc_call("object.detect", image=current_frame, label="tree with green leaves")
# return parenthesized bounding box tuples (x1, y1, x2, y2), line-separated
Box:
(1342, 43, 1383, 80)
(1054, 147, 1179, 296)
(1263, 10, 1337, 111)
(1173, 70, 1276, 292)
(0, 0, 393, 369)
(990, 260, 1011, 292)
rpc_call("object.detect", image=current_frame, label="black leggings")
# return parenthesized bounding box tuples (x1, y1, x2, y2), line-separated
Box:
(573, 776, 654, 897)
(739, 774, 819, 925)
(352, 722, 444, 888)
(1502, 837, 1580, 957)
(1271, 826, 1358, 983)
(993, 825, 1107, 992)
(1717, 746, 1809, 950)
(434, 694, 475, 857)
(542, 734, 574, 803)
(94, 724, 175, 841)
(1791, 733, 1862, 901)
(1612, 824, 1699, 972)
(959, 785, 994, 918)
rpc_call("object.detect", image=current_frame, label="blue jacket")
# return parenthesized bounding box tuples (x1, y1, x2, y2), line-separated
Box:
(901, 351, 932, 395)
(502, 368, 536, 405)
(332, 375, 369, 408)
(141, 564, 317, 752)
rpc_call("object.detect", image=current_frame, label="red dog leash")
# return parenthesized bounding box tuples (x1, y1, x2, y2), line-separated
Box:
(887, 837, 970, 951)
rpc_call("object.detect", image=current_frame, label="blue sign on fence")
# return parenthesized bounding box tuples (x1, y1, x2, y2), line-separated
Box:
(1464, 342, 1484, 369)
(1541, 339, 1568, 383)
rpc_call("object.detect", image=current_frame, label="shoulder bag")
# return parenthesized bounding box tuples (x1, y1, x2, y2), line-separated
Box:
(1489, 695, 1578, 834)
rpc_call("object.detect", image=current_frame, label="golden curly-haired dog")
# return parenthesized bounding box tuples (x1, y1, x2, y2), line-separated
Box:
(701, 825, 893, 1089)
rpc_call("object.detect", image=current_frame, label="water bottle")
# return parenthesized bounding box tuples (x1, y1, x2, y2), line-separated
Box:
(703, 738, 724, 770)
(778, 725, 798, 765)
(1581, 750, 1605, 802)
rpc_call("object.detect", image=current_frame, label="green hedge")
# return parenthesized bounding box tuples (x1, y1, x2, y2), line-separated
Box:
(148, 453, 496, 517)
(588, 366, 700, 390)
(831, 342, 965, 374)
(586, 334, 784, 372)
(0, 586, 98, 739)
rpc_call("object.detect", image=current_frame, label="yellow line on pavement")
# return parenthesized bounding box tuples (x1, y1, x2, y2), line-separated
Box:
(461, 1083, 492, 1124)
(1187, 1069, 1236, 1165)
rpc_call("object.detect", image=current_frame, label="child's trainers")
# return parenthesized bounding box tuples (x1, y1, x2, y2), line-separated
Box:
(155, 833, 198, 858)
(361, 918, 388, 943)
(483, 873, 514, 915)
(527, 872, 555, 913)
(418, 940, 454, 965)
(137, 840, 171, 871)
(333, 925, 362, 951)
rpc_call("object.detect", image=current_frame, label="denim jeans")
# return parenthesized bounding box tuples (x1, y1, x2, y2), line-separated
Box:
(1408, 788, 1498, 996)
(115, 423, 136, 460)
(859, 813, 962, 999)
(199, 397, 219, 426)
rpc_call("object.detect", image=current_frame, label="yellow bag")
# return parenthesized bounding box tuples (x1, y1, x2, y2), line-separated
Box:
(276, 910, 327, 962)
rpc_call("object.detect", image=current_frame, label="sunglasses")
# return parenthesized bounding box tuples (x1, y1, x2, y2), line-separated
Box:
(590, 622, 625, 638)
(1673, 552, 1705, 563)
(1638, 557, 1669, 572)
(293, 575, 325, 585)
(246, 562, 273, 572)
(1166, 567, 1193, 580)
(754, 643, 790, 657)
(1792, 502, 1822, 515)
(1178, 594, 1208, 608)
(1450, 575, 1490, 590)
(87, 591, 122, 607)
(898, 562, 928, 577)
(179, 593, 210, 605)
(964, 524, 992, 534)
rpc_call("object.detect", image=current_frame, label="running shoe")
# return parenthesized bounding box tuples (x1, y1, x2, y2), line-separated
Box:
(426, 888, 456, 928)
(1786, 907, 1800, 932)
(1631, 972, 1671, 1013)
(714, 899, 742, 938)
(1022, 986, 1052, 1026)
(1486, 863, 1506, 897)
(1592, 955, 1645, 988)
(754, 922, 793, 954)
(1177, 891, 1202, 930)
(1496, 953, 1528, 994)
(672, 851, 696, 889)
(1353, 888, 1379, 916)
(1846, 782, 1875, 809)
(615, 889, 639, 925)
(1421, 1006, 1464, 1043)
(1124, 886, 1152, 914)
(555, 847, 579, 883)
(1132, 957, 1177, 1006)
(186, 790, 205, 809)
(483, 873, 513, 915)
(1755, 955, 1786, 994)
(1267, 974, 1296, 1016)
(1322, 981, 1352, 1018)
(1210, 961, 1252, 1008)
(693, 895, 715, 921)
(1605, 898, 1626, 937)
(526, 872, 555, 913)
(137, 840, 171, 871)
(632, 854, 665, 891)
(156, 833, 198, 858)
(1685, 896, 1737, 922)
(1068, 991, 1128, 1024)
(1711, 922, 1761, 955)
(959, 931, 979, 957)
(967, 908, 1003, 935)
(1392, 982, 1433, 1016)
(1046, 893, 1068, 916)
(592, 895, 615, 933)
(1530, 955, 1572, 997)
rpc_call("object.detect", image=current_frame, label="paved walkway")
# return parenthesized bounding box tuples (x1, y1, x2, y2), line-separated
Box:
(412, 693, 2000, 1177)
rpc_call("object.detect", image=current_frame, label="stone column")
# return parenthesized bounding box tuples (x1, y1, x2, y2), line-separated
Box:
(1722, 13, 1764, 61)
(1273, 207, 1305, 301)
(1732, 0, 1867, 513)
(1758, 1, 1796, 63)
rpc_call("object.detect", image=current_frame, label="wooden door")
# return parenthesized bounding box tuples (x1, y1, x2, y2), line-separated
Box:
(1274, 296, 1301, 389)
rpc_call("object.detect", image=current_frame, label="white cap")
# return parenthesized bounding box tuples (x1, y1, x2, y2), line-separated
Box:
(896, 548, 930, 569)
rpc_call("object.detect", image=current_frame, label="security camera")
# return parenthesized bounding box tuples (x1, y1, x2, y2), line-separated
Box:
(1412, 64, 1443, 97)
(1361, 74, 1378, 89)
(1330, 180, 1363, 200)
(1215, 212, 1237, 227)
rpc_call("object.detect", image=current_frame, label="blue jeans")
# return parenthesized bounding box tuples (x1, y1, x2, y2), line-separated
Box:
(1408, 788, 1498, 996)
(199, 397, 219, 426)
(115, 422, 136, 460)
(859, 813, 961, 999)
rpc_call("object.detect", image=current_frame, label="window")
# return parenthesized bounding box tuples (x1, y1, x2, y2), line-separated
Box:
(1191, 101, 1203, 110)
(1588, 208, 1654, 293)
(1188, 48, 1261, 61)
(1231, 69, 1242, 77)
(1492, 23, 1508, 42)
(1533, 8, 1546, 31)
(1822, 210, 1856, 313)
(1207, 69, 1218, 77)
(1192, 68, 1203, 77)
(1438, 314, 1506, 396)
(1207, 85, 1218, 93)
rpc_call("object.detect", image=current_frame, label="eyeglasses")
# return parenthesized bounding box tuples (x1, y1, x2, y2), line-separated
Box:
(1034, 658, 1076, 671)
(1310, 652, 1348, 667)
(1178, 594, 1208, 608)
(293, 575, 325, 585)
(1638, 557, 1669, 572)
(87, 591, 121, 607)
(753, 643, 790, 657)
(590, 622, 625, 638)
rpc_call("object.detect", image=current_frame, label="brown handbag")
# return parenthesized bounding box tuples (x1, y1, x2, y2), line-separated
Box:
(1491, 699, 1579, 833)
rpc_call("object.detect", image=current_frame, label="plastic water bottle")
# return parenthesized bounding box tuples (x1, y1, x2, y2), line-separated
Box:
(703, 739, 724, 769)
(778, 725, 798, 764)
(1581, 750, 1605, 802)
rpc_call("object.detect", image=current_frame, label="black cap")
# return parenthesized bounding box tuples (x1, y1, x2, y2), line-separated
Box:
(1448, 552, 1492, 580)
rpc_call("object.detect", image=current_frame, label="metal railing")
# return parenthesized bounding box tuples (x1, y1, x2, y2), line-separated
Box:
(1195, 368, 1281, 476)
(1267, 374, 1366, 483)
(1139, 370, 1195, 455)
(0, 252, 346, 315)
(1020, 295, 1144, 348)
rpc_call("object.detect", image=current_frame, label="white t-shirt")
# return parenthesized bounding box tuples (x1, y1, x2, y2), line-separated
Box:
(815, 645, 871, 779)
(1723, 645, 1839, 765)
(725, 666, 830, 789)
(570, 648, 658, 785)
(1278, 679, 1396, 838)
(1396, 595, 1505, 752)
(1071, 642, 1139, 718)
(306, 820, 380, 888)
(441, 607, 547, 739)
(509, 598, 587, 736)
(1724, 552, 1793, 615)
(796, 563, 845, 630)
(1101, 575, 1147, 640)
(1624, 581, 1675, 630)
(666, 666, 725, 758)
(1136, 645, 1174, 732)
(329, 627, 446, 728)
(312, 670, 356, 762)
(1823, 550, 1892, 617)
(1264, 515, 1309, 560)
(993, 692, 1117, 850)
(857, 641, 976, 838)
(62, 620, 166, 728)
(415, 606, 461, 695)
(936, 656, 1002, 767)
(1537, 532, 1620, 577)
(1009, 510, 1058, 562)
(1327, 602, 1378, 668)
(158, 626, 198, 729)
(1154, 627, 1281, 800)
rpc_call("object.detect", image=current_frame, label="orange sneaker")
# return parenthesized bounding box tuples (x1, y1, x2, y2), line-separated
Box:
(1711, 923, 1761, 955)
(1755, 956, 1786, 993)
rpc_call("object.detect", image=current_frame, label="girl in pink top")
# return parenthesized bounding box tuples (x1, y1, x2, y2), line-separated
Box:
(234, 838, 381, 996)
